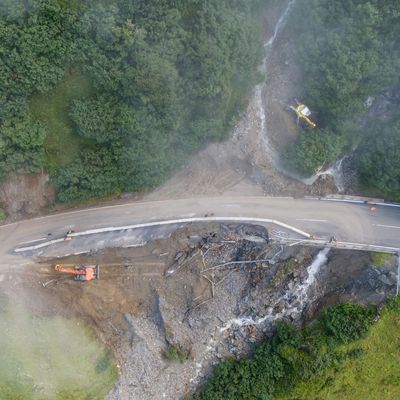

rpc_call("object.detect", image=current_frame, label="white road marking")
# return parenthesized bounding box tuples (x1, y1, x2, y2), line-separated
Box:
(296, 219, 328, 223)
(374, 224, 400, 229)
(18, 237, 47, 245)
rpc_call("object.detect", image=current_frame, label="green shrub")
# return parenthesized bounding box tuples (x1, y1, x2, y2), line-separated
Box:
(271, 259, 298, 286)
(370, 252, 392, 268)
(164, 344, 192, 363)
(321, 304, 376, 344)
(282, 130, 345, 177)
(0, 208, 5, 221)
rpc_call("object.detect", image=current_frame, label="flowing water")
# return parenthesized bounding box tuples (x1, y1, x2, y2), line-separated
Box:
(256, 0, 346, 192)
(218, 2, 332, 334)
(256, 0, 297, 163)
(300, 157, 347, 192)
(220, 248, 330, 332)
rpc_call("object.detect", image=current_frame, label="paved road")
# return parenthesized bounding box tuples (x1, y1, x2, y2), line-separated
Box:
(1, 196, 400, 267)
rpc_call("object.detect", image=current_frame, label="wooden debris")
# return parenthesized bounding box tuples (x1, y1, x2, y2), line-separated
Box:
(202, 274, 215, 298)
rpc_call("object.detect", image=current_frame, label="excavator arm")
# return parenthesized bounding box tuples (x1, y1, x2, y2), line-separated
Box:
(55, 264, 99, 281)
(289, 101, 317, 128)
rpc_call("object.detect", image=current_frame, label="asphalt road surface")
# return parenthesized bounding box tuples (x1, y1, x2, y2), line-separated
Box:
(1, 196, 400, 268)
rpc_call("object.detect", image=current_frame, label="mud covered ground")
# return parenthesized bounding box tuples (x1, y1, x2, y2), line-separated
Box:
(1, 223, 397, 399)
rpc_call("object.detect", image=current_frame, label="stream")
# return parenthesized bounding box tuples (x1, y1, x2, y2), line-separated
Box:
(220, 248, 330, 332)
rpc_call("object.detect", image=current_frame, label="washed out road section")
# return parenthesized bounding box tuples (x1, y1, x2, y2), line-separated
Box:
(1, 196, 400, 267)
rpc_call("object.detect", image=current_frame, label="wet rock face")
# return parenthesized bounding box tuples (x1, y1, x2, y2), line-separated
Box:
(309, 174, 338, 196)
(310, 250, 397, 318)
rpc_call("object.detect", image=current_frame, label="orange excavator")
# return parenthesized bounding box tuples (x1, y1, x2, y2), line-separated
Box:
(55, 264, 99, 281)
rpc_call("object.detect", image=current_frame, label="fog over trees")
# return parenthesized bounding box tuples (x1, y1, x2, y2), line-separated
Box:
(0, 0, 399, 200)
(0, 0, 263, 201)
(282, 0, 400, 198)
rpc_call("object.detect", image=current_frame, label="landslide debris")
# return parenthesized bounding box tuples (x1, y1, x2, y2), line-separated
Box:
(1, 223, 397, 400)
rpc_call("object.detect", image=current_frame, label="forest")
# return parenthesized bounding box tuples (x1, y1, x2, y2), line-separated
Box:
(1, 0, 399, 202)
(0, 0, 263, 202)
(282, 0, 400, 198)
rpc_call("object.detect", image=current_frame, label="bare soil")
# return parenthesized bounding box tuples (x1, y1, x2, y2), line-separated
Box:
(0, 172, 55, 219)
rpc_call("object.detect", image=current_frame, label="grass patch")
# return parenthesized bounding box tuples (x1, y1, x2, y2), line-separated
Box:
(0, 303, 117, 400)
(278, 297, 400, 400)
(370, 252, 392, 268)
(164, 344, 192, 363)
(30, 68, 93, 171)
(271, 258, 298, 286)
(0, 207, 6, 221)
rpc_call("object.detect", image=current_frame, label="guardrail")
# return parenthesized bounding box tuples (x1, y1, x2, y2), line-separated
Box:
(311, 194, 400, 209)
(274, 238, 400, 254)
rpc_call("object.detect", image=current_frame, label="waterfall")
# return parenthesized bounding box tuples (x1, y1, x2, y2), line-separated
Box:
(220, 248, 330, 332)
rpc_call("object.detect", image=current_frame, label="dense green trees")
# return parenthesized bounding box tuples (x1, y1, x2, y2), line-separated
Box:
(0, 0, 263, 202)
(0, 116, 46, 178)
(52, 147, 121, 202)
(356, 113, 400, 198)
(194, 304, 377, 400)
(70, 96, 135, 143)
(321, 303, 376, 344)
(282, 0, 400, 180)
(0, 0, 82, 180)
(282, 130, 345, 177)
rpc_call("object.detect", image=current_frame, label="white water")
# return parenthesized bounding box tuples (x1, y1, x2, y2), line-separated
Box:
(220, 248, 330, 332)
(256, 0, 346, 192)
(301, 157, 347, 192)
(264, 0, 297, 54)
(256, 0, 297, 163)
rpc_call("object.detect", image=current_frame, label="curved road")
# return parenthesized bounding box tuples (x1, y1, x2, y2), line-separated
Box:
(1, 196, 400, 267)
